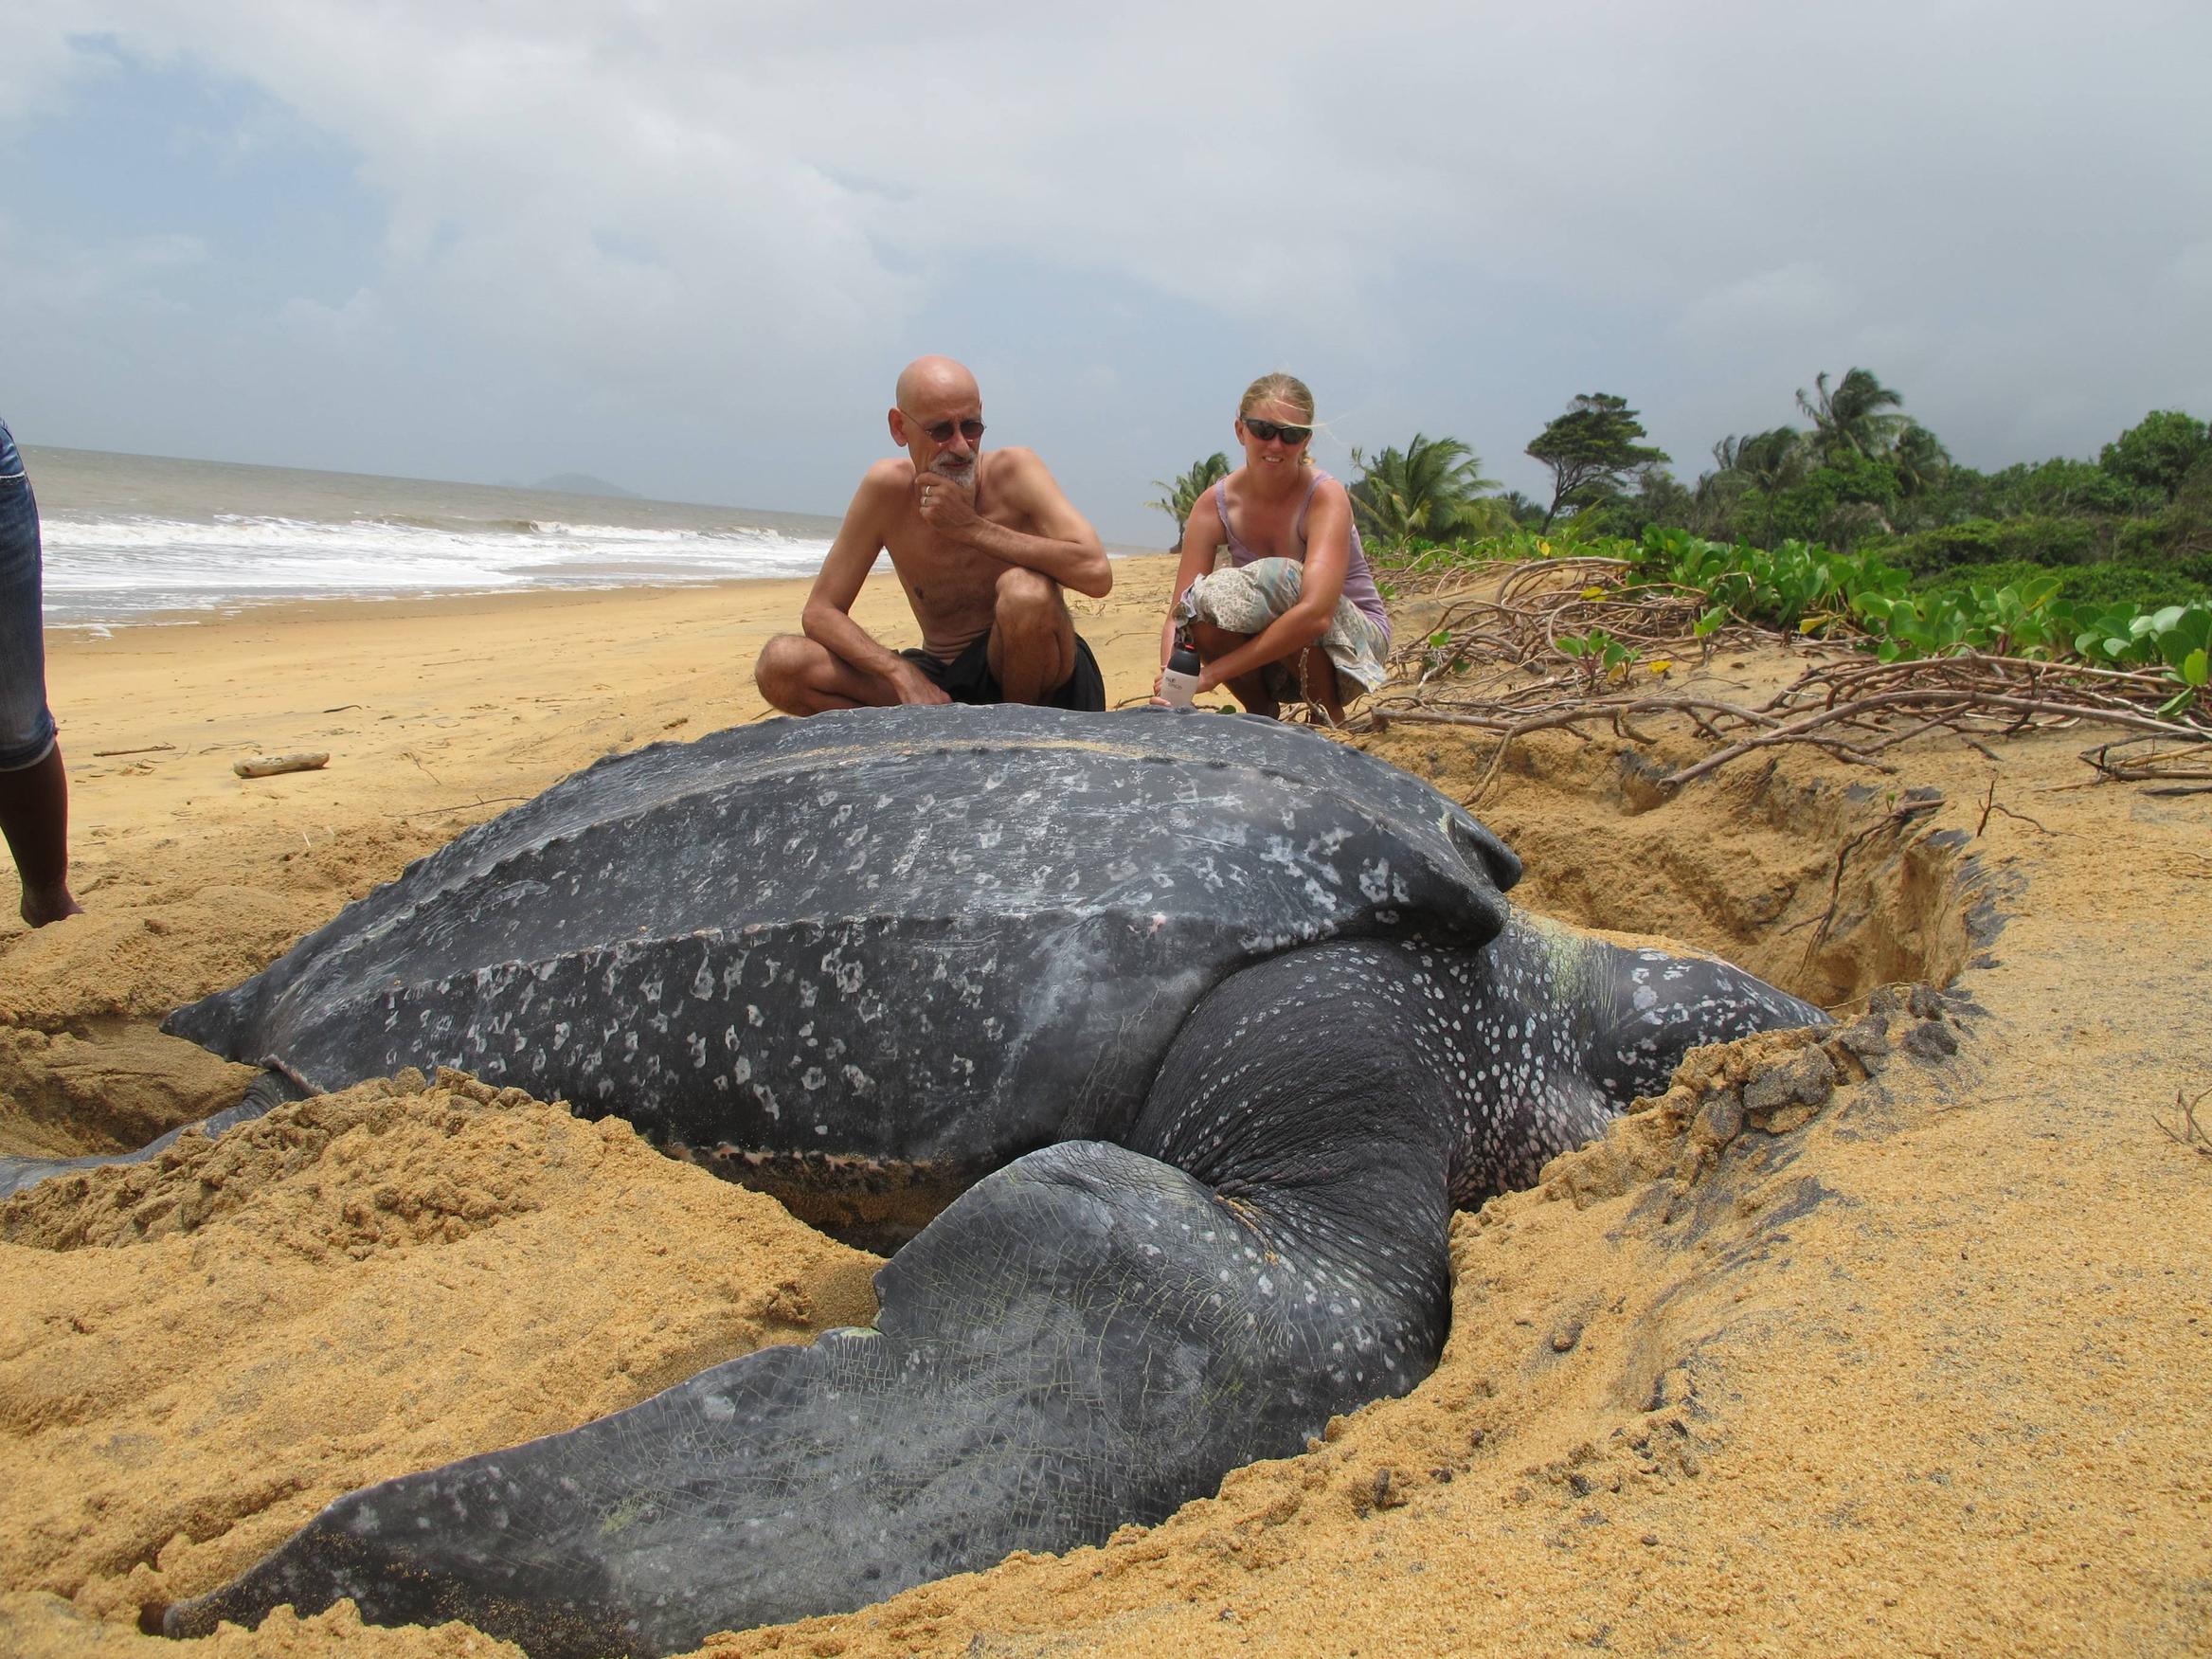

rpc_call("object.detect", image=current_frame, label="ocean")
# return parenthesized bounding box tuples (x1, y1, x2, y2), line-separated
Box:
(23, 446, 852, 630)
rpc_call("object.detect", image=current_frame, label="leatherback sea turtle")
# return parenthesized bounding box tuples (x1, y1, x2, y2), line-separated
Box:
(16, 708, 1824, 1657)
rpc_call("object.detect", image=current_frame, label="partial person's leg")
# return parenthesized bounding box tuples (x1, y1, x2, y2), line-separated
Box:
(752, 634, 904, 714)
(1188, 619, 1278, 717)
(0, 422, 78, 927)
(0, 743, 78, 927)
(985, 568, 1075, 704)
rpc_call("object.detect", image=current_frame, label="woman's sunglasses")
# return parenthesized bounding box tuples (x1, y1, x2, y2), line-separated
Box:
(1242, 416, 1312, 445)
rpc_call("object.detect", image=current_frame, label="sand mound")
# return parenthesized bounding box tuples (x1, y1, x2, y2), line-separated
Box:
(1, 1072, 877, 1646)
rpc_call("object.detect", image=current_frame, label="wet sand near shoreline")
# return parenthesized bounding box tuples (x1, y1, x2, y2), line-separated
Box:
(3, 562, 2208, 1656)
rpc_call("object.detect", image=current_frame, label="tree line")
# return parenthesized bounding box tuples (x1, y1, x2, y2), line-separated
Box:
(1148, 372, 2212, 608)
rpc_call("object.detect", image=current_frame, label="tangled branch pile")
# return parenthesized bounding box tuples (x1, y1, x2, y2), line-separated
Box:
(1353, 559, 2211, 801)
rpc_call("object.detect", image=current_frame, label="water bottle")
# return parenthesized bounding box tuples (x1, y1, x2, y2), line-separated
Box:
(1158, 635, 1203, 709)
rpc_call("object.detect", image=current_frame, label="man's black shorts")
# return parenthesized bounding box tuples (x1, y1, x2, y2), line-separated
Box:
(899, 630, 1106, 712)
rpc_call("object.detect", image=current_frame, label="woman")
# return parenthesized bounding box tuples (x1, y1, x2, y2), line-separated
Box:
(0, 415, 80, 927)
(1154, 373, 1391, 724)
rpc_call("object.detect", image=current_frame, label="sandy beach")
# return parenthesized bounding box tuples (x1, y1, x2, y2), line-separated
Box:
(3, 562, 2208, 1657)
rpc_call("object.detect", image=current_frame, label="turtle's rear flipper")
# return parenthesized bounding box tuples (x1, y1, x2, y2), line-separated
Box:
(162, 953, 1475, 1658)
(163, 1122, 1450, 1659)
(0, 1067, 305, 1201)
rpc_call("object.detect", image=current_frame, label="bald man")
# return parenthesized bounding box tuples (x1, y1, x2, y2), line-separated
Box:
(755, 357, 1112, 713)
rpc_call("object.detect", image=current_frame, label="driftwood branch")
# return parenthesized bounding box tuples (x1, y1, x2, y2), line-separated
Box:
(233, 751, 331, 779)
(2077, 738, 2212, 787)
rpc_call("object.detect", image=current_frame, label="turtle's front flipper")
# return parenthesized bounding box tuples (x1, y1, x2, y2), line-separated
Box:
(0, 1068, 304, 1200)
(164, 1123, 1453, 1659)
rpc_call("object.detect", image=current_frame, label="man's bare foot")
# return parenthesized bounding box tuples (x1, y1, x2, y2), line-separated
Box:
(20, 884, 81, 928)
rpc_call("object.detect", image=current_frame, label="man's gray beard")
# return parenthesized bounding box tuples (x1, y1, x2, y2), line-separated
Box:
(928, 456, 978, 494)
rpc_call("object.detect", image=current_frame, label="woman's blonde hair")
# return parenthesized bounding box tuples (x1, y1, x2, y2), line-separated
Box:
(1238, 372, 1316, 422)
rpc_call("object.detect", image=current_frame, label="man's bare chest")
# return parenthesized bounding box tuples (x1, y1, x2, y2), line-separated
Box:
(888, 506, 1033, 589)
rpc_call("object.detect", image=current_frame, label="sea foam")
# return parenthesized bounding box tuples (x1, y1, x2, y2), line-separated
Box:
(39, 512, 848, 627)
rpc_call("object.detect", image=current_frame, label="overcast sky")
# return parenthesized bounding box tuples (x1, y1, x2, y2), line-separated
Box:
(5, 1, 2209, 545)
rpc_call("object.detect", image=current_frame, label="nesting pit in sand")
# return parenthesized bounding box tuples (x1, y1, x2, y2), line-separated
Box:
(3, 615, 2206, 1656)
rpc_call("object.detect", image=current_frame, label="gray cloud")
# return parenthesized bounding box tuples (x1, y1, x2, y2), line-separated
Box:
(4, 0, 2208, 539)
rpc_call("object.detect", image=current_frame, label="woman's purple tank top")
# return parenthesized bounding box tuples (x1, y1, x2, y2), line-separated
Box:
(1213, 470, 1389, 632)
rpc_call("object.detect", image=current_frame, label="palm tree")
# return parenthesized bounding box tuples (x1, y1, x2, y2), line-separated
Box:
(1709, 427, 1810, 547)
(1496, 490, 1545, 527)
(1795, 369, 1907, 461)
(1711, 426, 1808, 493)
(1348, 434, 1499, 547)
(1147, 453, 1232, 549)
(1890, 421, 1952, 498)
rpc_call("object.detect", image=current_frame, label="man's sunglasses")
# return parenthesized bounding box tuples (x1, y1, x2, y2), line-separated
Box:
(1242, 416, 1312, 445)
(909, 415, 985, 443)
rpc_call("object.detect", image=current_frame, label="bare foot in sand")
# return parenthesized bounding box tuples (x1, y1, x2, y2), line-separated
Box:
(20, 883, 82, 928)
(2, 744, 81, 928)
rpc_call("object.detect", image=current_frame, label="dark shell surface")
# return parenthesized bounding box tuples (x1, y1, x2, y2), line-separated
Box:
(165, 707, 1520, 1178)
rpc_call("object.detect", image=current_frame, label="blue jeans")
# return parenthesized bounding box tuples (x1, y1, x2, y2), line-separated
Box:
(0, 416, 58, 771)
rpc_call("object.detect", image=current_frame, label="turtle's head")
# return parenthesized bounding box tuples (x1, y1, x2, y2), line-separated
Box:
(1515, 912, 1832, 1106)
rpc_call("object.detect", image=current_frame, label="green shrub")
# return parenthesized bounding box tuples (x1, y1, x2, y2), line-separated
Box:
(1631, 526, 1904, 634)
(1876, 515, 2100, 576)
(1972, 458, 2145, 518)
(2113, 461, 2212, 568)
(2101, 410, 2211, 502)
(1756, 455, 1901, 548)
(2058, 601, 2212, 711)
(1916, 559, 2212, 610)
